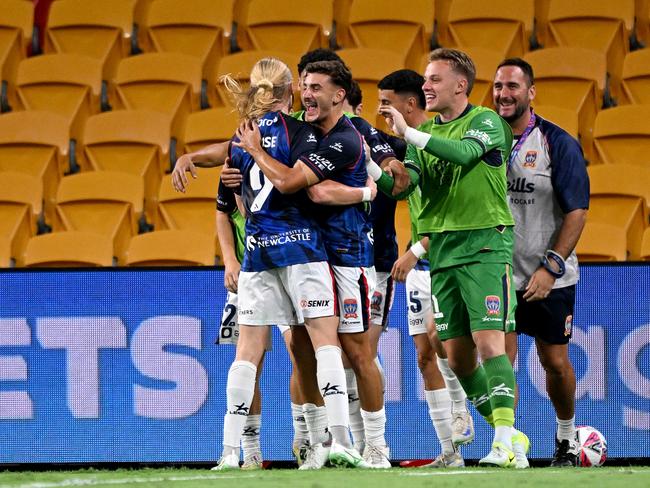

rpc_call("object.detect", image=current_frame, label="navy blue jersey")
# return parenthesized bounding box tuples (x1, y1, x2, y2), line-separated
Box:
(229, 111, 327, 271)
(300, 115, 374, 267)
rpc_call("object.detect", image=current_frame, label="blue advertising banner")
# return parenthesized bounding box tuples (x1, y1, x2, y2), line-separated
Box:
(0, 265, 648, 463)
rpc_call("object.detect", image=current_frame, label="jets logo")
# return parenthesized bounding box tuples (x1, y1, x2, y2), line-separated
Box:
(246, 235, 257, 251)
(230, 402, 249, 416)
(321, 382, 345, 397)
(490, 383, 515, 398)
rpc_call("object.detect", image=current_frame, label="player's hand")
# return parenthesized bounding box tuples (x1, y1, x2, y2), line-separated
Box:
(233, 120, 262, 156)
(391, 250, 418, 283)
(171, 154, 198, 193)
(523, 266, 556, 301)
(224, 259, 241, 293)
(366, 176, 377, 201)
(388, 159, 410, 195)
(379, 105, 408, 137)
(363, 138, 373, 165)
(221, 157, 243, 188)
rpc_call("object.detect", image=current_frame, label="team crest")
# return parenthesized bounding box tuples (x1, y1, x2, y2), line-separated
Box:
(343, 298, 358, 319)
(523, 150, 538, 168)
(485, 295, 501, 316)
(564, 314, 573, 336)
(371, 291, 383, 312)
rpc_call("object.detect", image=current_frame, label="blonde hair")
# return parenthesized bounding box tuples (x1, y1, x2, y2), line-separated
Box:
(428, 48, 476, 96)
(221, 57, 293, 121)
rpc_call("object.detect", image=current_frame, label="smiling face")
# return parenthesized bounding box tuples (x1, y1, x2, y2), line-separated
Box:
(422, 60, 466, 113)
(493, 65, 535, 124)
(301, 72, 345, 125)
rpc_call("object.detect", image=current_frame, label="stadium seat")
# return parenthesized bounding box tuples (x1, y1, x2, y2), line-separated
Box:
(533, 105, 580, 139)
(156, 168, 220, 237)
(621, 49, 650, 105)
(240, 0, 333, 55)
(23, 231, 114, 267)
(45, 0, 135, 78)
(145, 0, 233, 80)
(588, 164, 650, 259)
(183, 107, 238, 154)
(433, 0, 453, 46)
(54, 171, 144, 263)
(0, 0, 33, 112)
(0, 172, 42, 266)
(125, 229, 216, 266)
(82, 109, 172, 220)
(641, 226, 650, 261)
(15, 54, 104, 140)
(447, 0, 536, 57)
(337, 48, 405, 130)
(0, 110, 70, 221)
(523, 47, 608, 163)
(534, 0, 551, 47)
(575, 222, 628, 261)
(394, 199, 411, 255)
(546, 0, 635, 98)
(637, 0, 650, 46)
(0, 234, 10, 267)
(593, 105, 650, 167)
(114, 53, 204, 139)
(333, 0, 352, 47)
(346, 0, 434, 70)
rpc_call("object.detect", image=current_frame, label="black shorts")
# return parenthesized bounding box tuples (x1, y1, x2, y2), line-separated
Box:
(515, 285, 576, 345)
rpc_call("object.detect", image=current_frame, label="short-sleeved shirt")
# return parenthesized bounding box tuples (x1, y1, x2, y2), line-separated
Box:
(216, 180, 245, 263)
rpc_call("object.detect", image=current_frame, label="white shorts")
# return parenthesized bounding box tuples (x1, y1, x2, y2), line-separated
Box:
(405, 268, 440, 337)
(238, 261, 335, 326)
(370, 271, 395, 330)
(333, 265, 376, 334)
(217, 291, 289, 350)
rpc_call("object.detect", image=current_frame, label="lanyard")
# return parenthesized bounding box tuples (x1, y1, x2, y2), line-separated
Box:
(508, 110, 536, 172)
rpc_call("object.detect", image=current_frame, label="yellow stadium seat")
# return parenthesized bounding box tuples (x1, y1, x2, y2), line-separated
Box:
(183, 107, 238, 154)
(82, 109, 172, 220)
(126, 229, 216, 266)
(533, 105, 580, 139)
(0, 171, 42, 266)
(114, 53, 203, 139)
(394, 199, 411, 255)
(0, 110, 70, 221)
(347, 0, 434, 70)
(641, 226, 650, 260)
(524, 47, 607, 163)
(447, 0, 535, 57)
(23, 231, 114, 267)
(588, 164, 650, 259)
(54, 171, 144, 263)
(621, 49, 650, 105)
(575, 222, 627, 261)
(337, 48, 405, 130)
(534, 0, 552, 47)
(593, 105, 650, 167)
(16, 54, 104, 139)
(546, 0, 635, 98)
(0, 0, 33, 112)
(241, 0, 333, 55)
(637, 0, 650, 46)
(45, 0, 135, 78)
(146, 0, 233, 80)
(156, 168, 220, 237)
(0, 234, 10, 267)
(213, 50, 300, 107)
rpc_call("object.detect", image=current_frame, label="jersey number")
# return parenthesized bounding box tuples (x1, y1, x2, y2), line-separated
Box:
(249, 163, 274, 213)
(220, 304, 237, 338)
(409, 290, 443, 318)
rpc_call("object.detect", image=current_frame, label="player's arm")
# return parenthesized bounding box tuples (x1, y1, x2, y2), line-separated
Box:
(366, 143, 421, 199)
(216, 182, 241, 293)
(391, 237, 429, 282)
(306, 177, 376, 205)
(172, 141, 230, 192)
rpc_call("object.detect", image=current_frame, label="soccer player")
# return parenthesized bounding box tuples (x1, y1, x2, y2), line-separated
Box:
(213, 57, 366, 470)
(234, 60, 390, 469)
(493, 58, 589, 467)
(372, 48, 520, 467)
(377, 69, 474, 467)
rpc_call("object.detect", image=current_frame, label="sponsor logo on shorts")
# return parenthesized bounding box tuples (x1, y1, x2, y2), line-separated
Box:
(371, 291, 383, 312)
(564, 314, 573, 336)
(321, 382, 345, 397)
(410, 317, 424, 327)
(229, 402, 249, 416)
(239, 309, 254, 316)
(523, 150, 538, 167)
(343, 298, 358, 319)
(300, 299, 331, 308)
(436, 322, 449, 331)
(485, 295, 501, 316)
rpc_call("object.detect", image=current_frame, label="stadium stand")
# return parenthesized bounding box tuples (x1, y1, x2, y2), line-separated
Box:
(642, 226, 650, 260)
(575, 222, 628, 261)
(125, 229, 216, 266)
(534, 105, 580, 139)
(637, 0, 650, 46)
(23, 230, 114, 267)
(54, 171, 144, 263)
(0, 171, 42, 266)
(0, 234, 10, 267)
(593, 104, 650, 167)
(183, 107, 238, 154)
(394, 199, 410, 255)
(621, 49, 650, 105)
(0, 0, 33, 112)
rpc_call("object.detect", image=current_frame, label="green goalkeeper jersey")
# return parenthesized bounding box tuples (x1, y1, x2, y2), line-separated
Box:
(231, 209, 245, 264)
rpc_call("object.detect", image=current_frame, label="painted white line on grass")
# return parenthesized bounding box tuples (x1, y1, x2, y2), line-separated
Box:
(0, 473, 258, 488)
(398, 470, 492, 476)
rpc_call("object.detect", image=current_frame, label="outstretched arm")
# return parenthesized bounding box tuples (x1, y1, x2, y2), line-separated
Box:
(172, 141, 230, 192)
(307, 177, 376, 205)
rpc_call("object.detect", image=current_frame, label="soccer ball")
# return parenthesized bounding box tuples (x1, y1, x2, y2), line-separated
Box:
(576, 426, 607, 467)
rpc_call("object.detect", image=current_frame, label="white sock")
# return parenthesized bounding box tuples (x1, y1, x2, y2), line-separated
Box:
(361, 408, 387, 448)
(425, 389, 455, 455)
(374, 356, 385, 393)
(303, 403, 329, 446)
(222, 360, 257, 457)
(556, 416, 576, 441)
(436, 356, 467, 414)
(345, 368, 365, 451)
(242, 414, 261, 457)
(494, 426, 513, 449)
(291, 403, 310, 447)
(315, 345, 350, 447)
